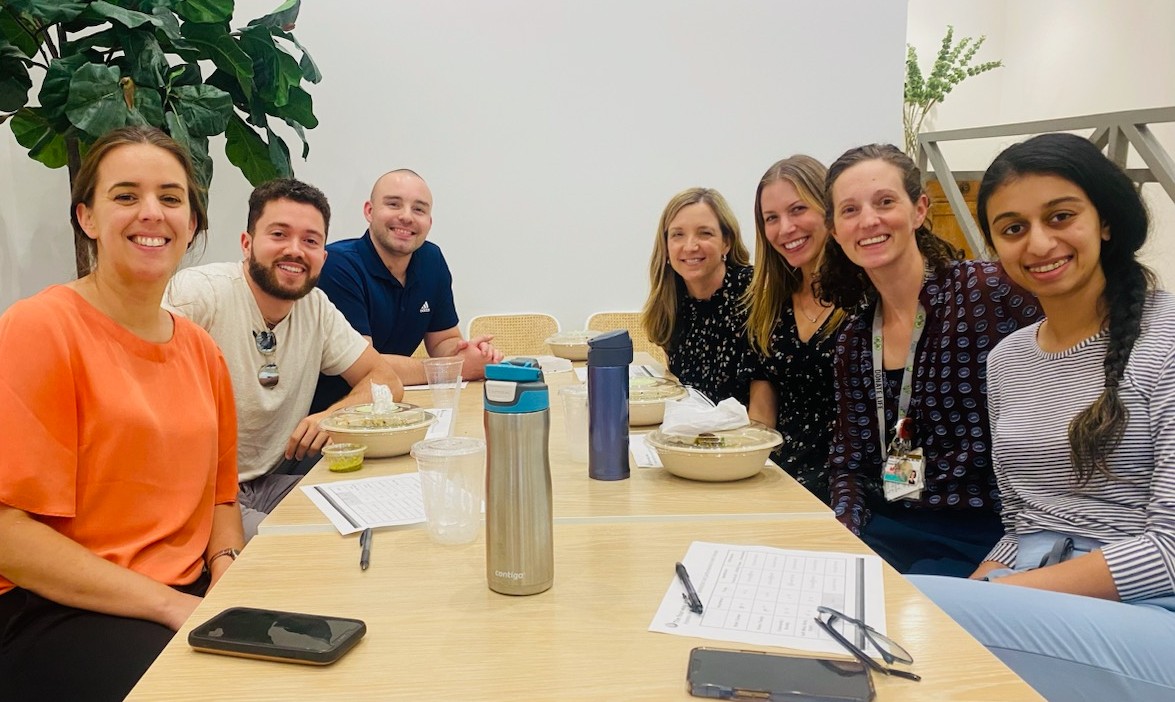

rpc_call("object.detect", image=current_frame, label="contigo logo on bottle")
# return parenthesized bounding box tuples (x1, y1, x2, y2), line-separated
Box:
(495, 570, 525, 580)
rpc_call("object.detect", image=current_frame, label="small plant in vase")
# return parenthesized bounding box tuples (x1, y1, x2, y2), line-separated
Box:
(903, 25, 1002, 157)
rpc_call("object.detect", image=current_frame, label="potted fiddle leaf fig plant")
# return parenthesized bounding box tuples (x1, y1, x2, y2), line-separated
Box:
(903, 25, 1002, 157)
(0, 0, 322, 275)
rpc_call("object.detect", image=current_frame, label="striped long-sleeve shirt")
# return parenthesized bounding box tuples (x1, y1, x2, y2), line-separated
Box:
(986, 290, 1175, 602)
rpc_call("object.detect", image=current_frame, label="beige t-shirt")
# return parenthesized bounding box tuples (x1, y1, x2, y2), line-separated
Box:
(165, 262, 366, 481)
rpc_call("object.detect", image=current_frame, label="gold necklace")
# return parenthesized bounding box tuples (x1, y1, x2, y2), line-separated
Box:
(797, 296, 829, 324)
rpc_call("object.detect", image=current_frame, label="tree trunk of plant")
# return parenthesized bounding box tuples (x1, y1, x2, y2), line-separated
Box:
(65, 134, 90, 278)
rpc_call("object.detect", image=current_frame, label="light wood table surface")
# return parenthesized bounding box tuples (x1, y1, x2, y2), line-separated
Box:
(259, 364, 831, 535)
(129, 519, 1043, 701)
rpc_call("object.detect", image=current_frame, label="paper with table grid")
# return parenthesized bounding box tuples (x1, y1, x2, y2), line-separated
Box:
(302, 473, 427, 535)
(649, 541, 886, 655)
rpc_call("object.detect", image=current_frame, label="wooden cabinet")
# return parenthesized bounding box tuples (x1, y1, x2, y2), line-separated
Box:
(925, 179, 985, 259)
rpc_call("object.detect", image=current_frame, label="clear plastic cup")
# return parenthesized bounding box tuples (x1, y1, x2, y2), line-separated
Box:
(560, 384, 589, 463)
(411, 437, 485, 545)
(421, 357, 464, 410)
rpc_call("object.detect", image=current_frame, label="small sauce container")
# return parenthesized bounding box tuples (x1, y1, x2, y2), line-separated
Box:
(322, 442, 367, 472)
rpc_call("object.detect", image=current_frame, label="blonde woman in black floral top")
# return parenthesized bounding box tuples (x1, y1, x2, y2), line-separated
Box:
(641, 187, 753, 405)
(743, 156, 846, 502)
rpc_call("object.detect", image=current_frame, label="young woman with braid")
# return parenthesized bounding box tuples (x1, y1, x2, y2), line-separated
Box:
(742, 156, 845, 501)
(910, 133, 1175, 701)
(818, 144, 1042, 575)
(642, 188, 753, 406)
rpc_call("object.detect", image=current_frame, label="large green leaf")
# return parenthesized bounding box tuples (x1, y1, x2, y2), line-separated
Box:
(175, 0, 232, 24)
(265, 124, 291, 177)
(4, 0, 86, 25)
(0, 41, 31, 111)
(86, 1, 156, 29)
(240, 26, 300, 108)
(206, 67, 247, 106)
(166, 62, 202, 88)
(246, 0, 299, 30)
(180, 21, 253, 99)
(272, 29, 320, 84)
(65, 63, 130, 137)
(0, 9, 41, 58)
(119, 28, 168, 88)
(164, 108, 213, 188)
(10, 106, 67, 168)
(170, 83, 232, 136)
(37, 53, 91, 129)
(150, 5, 198, 58)
(69, 28, 121, 53)
(130, 84, 164, 125)
(273, 84, 316, 128)
(283, 117, 308, 159)
(225, 113, 279, 185)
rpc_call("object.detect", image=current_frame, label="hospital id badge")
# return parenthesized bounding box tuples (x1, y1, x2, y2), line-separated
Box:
(883, 447, 924, 502)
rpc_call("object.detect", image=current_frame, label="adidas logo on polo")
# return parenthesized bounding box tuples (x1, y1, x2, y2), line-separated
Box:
(419, 301, 431, 313)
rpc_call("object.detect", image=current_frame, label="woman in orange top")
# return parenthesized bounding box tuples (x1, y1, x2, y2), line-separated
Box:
(0, 126, 244, 701)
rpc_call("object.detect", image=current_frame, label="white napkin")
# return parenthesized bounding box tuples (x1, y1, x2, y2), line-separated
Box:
(659, 397, 749, 436)
(370, 381, 396, 413)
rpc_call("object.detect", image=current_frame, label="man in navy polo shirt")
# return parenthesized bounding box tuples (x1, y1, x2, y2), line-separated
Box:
(311, 169, 501, 411)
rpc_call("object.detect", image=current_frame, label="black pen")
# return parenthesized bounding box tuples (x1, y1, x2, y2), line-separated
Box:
(676, 562, 704, 614)
(359, 528, 372, 571)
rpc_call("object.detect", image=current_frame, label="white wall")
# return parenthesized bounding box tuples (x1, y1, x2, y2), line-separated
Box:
(0, 0, 906, 321)
(907, 0, 1175, 285)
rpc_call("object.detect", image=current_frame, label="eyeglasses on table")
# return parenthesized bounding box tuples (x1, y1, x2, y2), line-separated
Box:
(814, 605, 921, 682)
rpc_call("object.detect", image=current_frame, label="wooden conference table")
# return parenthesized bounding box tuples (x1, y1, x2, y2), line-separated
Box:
(129, 358, 1043, 701)
(258, 359, 833, 534)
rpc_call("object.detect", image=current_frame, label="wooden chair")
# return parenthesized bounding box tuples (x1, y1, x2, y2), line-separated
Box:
(410, 342, 429, 359)
(467, 313, 560, 358)
(585, 311, 667, 366)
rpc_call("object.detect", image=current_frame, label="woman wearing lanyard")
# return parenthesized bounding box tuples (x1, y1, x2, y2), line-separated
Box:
(817, 144, 1042, 575)
(911, 133, 1175, 700)
(742, 156, 846, 501)
(642, 187, 753, 406)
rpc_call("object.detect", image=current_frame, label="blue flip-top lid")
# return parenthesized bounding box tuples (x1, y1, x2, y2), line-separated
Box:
(587, 329, 633, 367)
(484, 358, 542, 382)
(484, 358, 548, 413)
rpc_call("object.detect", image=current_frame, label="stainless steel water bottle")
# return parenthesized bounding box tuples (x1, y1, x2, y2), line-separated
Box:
(484, 359, 554, 595)
(587, 330, 633, 481)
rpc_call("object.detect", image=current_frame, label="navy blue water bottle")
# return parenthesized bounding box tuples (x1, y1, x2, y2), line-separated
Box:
(587, 330, 633, 481)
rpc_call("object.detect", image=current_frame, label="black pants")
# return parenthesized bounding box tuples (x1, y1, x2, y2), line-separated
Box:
(0, 572, 209, 702)
(861, 506, 1005, 576)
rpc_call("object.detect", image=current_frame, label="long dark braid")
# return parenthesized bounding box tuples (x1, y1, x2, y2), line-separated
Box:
(977, 133, 1154, 485)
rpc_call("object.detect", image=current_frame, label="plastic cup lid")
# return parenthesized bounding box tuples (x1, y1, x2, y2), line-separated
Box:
(629, 376, 687, 402)
(322, 442, 367, 455)
(559, 384, 588, 398)
(646, 423, 783, 453)
(320, 408, 436, 433)
(411, 436, 486, 458)
(546, 330, 601, 345)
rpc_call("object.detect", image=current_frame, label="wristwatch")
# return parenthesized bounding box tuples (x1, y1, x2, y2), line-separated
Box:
(209, 547, 241, 566)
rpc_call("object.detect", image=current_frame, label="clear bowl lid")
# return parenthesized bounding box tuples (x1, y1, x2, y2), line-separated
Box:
(336, 401, 418, 415)
(629, 376, 687, 403)
(546, 330, 601, 345)
(645, 423, 783, 453)
(411, 436, 485, 459)
(320, 407, 436, 433)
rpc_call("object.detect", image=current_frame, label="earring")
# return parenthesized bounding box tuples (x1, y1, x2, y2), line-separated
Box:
(722, 253, 727, 262)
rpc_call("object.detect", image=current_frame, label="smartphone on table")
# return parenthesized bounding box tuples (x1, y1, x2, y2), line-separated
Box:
(188, 607, 366, 665)
(687, 646, 875, 701)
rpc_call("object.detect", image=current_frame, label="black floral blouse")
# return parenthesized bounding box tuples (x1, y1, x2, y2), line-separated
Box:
(744, 300, 838, 503)
(668, 265, 753, 407)
(828, 261, 1043, 534)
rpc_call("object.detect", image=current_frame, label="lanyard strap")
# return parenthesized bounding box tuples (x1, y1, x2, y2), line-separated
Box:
(871, 301, 927, 457)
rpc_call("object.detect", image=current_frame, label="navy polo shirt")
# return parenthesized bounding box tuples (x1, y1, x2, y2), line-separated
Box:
(311, 232, 460, 411)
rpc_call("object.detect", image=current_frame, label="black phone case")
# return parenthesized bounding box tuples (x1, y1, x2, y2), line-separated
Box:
(687, 647, 876, 702)
(188, 607, 367, 666)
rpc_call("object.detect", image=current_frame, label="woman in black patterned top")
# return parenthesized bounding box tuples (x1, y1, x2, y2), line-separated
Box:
(816, 144, 1042, 576)
(641, 188, 752, 406)
(743, 156, 846, 502)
